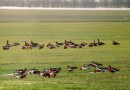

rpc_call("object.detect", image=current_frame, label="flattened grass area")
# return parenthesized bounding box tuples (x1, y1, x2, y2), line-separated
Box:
(0, 10, 130, 90)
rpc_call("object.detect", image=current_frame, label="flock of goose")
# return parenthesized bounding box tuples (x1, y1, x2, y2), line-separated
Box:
(2, 39, 120, 79)
(14, 67, 61, 79)
(2, 39, 120, 50)
(14, 61, 120, 79)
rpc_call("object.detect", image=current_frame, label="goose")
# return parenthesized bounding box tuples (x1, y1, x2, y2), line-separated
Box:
(64, 44, 67, 49)
(89, 43, 94, 47)
(5, 40, 12, 47)
(25, 41, 30, 46)
(28, 69, 40, 74)
(80, 64, 93, 70)
(80, 42, 87, 46)
(93, 40, 97, 46)
(112, 40, 120, 45)
(21, 45, 26, 49)
(38, 44, 44, 49)
(40, 68, 56, 78)
(55, 42, 64, 47)
(78, 44, 82, 48)
(3, 46, 10, 50)
(107, 65, 120, 73)
(15, 73, 27, 79)
(91, 61, 102, 68)
(14, 68, 27, 75)
(64, 40, 70, 46)
(94, 67, 108, 73)
(67, 65, 78, 72)
(31, 41, 39, 47)
(47, 43, 56, 49)
(14, 68, 27, 79)
(97, 39, 105, 46)
(40, 71, 56, 78)
(51, 67, 61, 73)
(13, 42, 20, 46)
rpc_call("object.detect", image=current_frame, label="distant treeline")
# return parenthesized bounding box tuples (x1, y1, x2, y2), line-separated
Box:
(0, 0, 130, 8)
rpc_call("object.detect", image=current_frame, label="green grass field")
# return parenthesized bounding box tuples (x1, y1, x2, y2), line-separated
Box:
(0, 10, 130, 90)
(0, 9, 130, 22)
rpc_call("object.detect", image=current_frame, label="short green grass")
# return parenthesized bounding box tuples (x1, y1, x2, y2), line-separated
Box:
(0, 22, 130, 90)
(0, 10, 130, 22)
(0, 10, 130, 90)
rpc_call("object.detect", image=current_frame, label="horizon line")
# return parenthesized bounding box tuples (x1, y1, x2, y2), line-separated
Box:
(0, 7, 130, 10)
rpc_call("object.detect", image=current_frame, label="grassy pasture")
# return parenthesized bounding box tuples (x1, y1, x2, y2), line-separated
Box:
(0, 9, 130, 22)
(0, 10, 130, 90)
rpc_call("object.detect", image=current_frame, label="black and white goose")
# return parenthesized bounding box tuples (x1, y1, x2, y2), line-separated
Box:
(15, 73, 27, 79)
(14, 68, 27, 75)
(94, 67, 108, 73)
(91, 61, 103, 68)
(80, 64, 93, 70)
(14, 68, 27, 79)
(28, 69, 40, 74)
(67, 65, 78, 72)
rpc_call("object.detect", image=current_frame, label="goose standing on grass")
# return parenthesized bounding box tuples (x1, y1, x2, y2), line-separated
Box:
(64, 44, 68, 49)
(88, 40, 96, 47)
(93, 40, 97, 46)
(25, 41, 30, 46)
(5, 40, 12, 47)
(97, 39, 105, 46)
